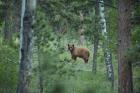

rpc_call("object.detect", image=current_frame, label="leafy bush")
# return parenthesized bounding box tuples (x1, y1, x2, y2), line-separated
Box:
(0, 44, 18, 93)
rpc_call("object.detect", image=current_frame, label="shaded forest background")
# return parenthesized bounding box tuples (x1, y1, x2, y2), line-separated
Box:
(0, 0, 140, 93)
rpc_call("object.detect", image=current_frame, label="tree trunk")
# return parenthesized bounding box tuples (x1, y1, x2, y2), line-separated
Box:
(118, 0, 133, 93)
(92, 35, 99, 73)
(13, 0, 21, 32)
(99, 0, 114, 86)
(92, 0, 99, 73)
(79, 11, 85, 45)
(3, 0, 21, 42)
(79, 27, 85, 45)
(3, 0, 13, 41)
(17, 0, 36, 93)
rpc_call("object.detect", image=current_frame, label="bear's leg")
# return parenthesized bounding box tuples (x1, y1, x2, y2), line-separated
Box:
(84, 58, 88, 63)
(72, 56, 77, 61)
(73, 57, 77, 61)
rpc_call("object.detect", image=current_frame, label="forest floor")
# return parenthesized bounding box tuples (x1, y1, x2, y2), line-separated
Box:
(39, 44, 118, 93)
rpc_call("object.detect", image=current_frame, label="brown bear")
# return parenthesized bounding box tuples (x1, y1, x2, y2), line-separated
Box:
(68, 44, 90, 63)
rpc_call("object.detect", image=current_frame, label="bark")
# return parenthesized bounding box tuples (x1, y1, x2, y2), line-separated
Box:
(3, 0, 13, 41)
(92, 36, 99, 73)
(2, 0, 21, 42)
(103, 50, 114, 87)
(99, 0, 114, 86)
(13, 0, 21, 32)
(17, 0, 36, 93)
(79, 27, 85, 45)
(118, 0, 133, 93)
(92, 0, 99, 73)
(79, 11, 85, 45)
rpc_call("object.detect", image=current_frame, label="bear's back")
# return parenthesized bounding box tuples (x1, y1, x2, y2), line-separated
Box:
(74, 47, 89, 57)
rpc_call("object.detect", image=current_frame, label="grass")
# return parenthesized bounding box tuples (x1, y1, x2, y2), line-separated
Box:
(39, 42, 118, 93)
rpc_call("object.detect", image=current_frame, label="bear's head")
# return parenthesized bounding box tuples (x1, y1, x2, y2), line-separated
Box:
(68, 44, 74, 51)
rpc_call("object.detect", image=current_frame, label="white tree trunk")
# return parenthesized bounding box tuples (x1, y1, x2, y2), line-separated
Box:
(17, 0, 36, 93)
(99, 0, 107, 35)
(99, 0, 114, 87)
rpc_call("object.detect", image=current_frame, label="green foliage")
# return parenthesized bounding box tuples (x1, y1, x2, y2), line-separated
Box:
(132, 27, 140, 45)
(35, 10, 55, 47)
(0, 0, 140, 93)
(0, 0, 3, 23)
(125, 27, 140, 63)
(126, 44, 140, 63)
(32, 36, 117, 93)
(0, 44, 18, 93)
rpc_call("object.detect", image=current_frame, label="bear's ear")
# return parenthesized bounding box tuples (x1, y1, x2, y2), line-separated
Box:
(68, 44, 70, 47)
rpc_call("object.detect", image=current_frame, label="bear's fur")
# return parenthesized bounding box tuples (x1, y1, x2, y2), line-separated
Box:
(68, 44, 90, 63)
